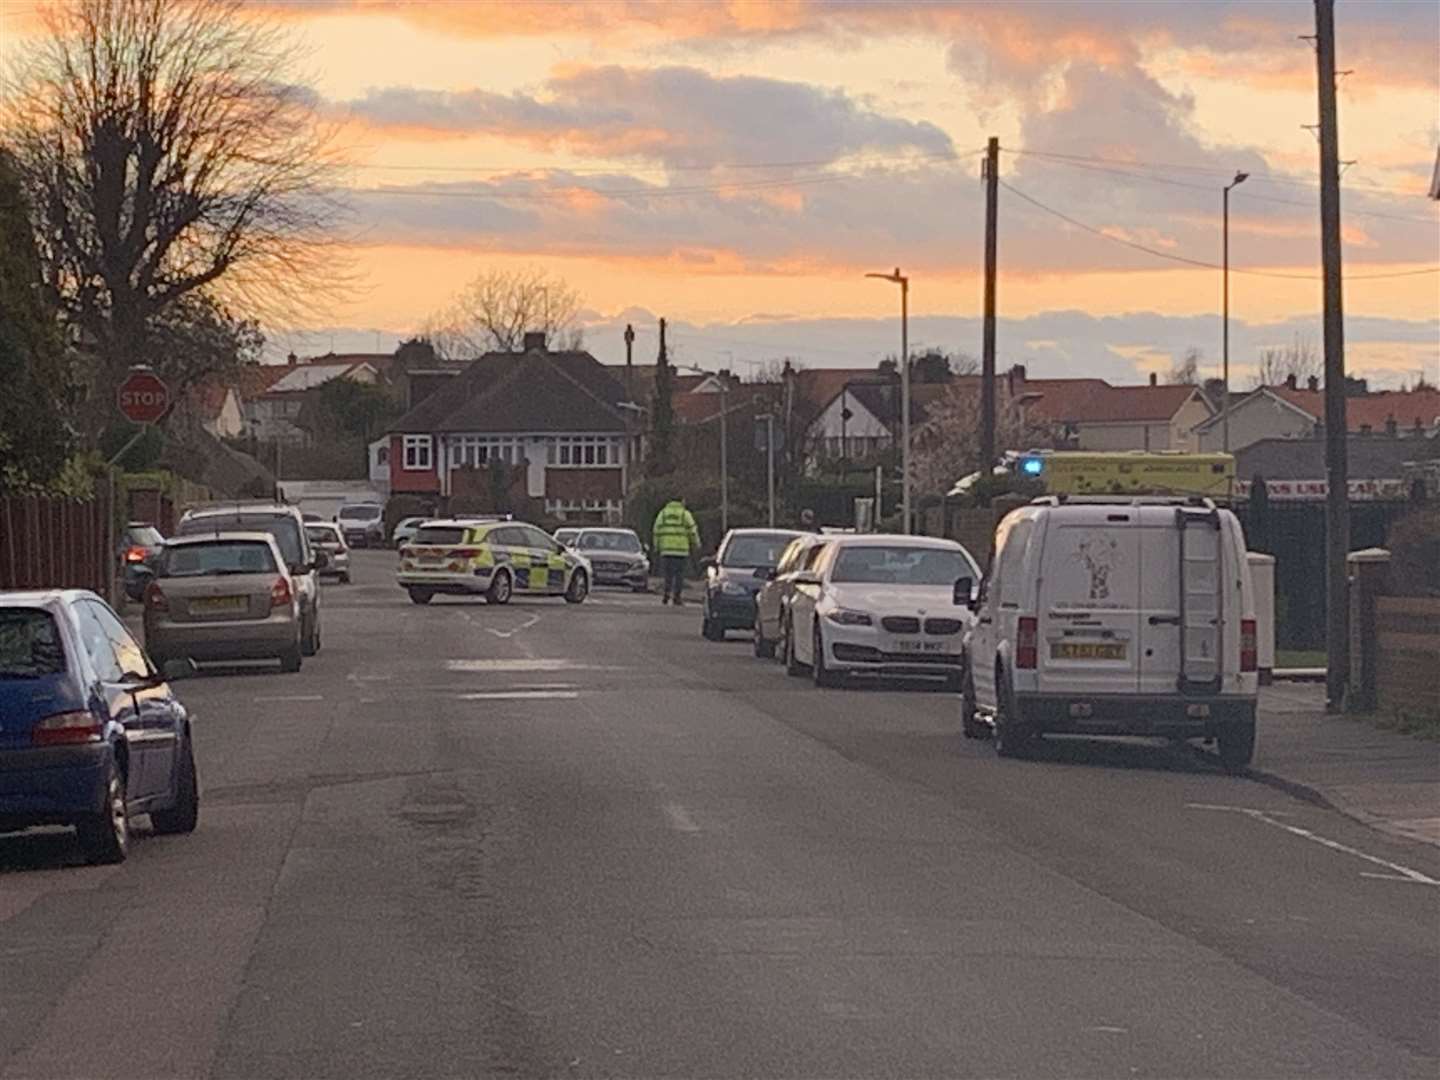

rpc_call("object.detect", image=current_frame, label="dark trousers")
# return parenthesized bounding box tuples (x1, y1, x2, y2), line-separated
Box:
(661, 554, 688, 602)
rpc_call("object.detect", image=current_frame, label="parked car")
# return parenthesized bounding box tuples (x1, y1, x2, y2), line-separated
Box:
(337, 502, 384, 548)
(305, 522, 352, 584)
(117, 522, 166, 602)
(554, 527, 582, 548)
(140, 533, 306, 672)
(0, 590, 199, 864)
(753, 533, 830, 659)
(568, 528, 649, 591)
(784, 534, 980, 689)
(962, 498, 1259, 767)
(173, 503, 324, 655)
(397, 519, 590, 605)
(701, 529, 804, 641)
(391, 516, 428, 548)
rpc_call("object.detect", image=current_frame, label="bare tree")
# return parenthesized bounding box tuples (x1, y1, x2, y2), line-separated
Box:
(428, 266, 583, 357)
(1168, 347, 1202, 385)
(2, 0, 344, 431)
(911, 380, 1048, 496)
(1252, 334, 1322, 387)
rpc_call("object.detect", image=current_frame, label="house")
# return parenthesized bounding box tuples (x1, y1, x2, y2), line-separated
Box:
(243, 354, 380, 444)
(187, 380, 246, 439)
(1194, 376, 1440, 453)
(1016, 368, 1214, 452)
(388, 332, 635, 523)
(804, 378, 960, 461)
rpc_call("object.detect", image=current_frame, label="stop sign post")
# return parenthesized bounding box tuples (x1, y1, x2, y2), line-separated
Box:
(117, 368, 170, 425)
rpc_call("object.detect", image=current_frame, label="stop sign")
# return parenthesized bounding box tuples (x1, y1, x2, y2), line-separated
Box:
(117, 369, 170, 424)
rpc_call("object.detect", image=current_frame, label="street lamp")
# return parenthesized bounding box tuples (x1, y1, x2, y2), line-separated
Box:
(866, 267, 910, 533)
(1222, 171, 1248, 453)
(678, 364, 729, 533)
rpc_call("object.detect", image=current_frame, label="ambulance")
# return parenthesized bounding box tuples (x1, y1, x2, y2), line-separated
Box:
(961, 452, 1259, 769)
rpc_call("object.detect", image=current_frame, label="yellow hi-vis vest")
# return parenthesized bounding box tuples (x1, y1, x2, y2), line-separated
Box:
(652, 501, 699, 556)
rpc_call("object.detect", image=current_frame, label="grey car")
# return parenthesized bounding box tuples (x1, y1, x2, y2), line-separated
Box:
(568, 528, 650, 592)
(141, 533, 304, 672)
(174, 503, 324, 655)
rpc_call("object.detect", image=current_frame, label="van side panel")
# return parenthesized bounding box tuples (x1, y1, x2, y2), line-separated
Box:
(1035, 518, 1141, 696)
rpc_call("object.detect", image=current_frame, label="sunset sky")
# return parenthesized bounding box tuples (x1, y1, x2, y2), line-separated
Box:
(3, 0, 1437, 386)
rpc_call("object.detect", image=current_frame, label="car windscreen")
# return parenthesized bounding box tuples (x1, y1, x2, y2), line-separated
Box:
(577, 532, 641, 553)
(0, 608, 66, 678)
(338, 505, 380, 520)
(414, 526, 466, 546)
(830, 545, 973, 586)
(178, 515, 304, 566)
(162, 540, 279, 577)
(719, 533, 796, 569)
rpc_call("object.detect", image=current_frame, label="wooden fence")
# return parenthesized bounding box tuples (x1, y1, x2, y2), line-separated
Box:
(0, 492, 112, 595)
(1375, 596, 1440, 718)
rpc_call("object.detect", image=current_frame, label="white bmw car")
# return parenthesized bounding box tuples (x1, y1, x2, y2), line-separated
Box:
(783, 534, 981, 689)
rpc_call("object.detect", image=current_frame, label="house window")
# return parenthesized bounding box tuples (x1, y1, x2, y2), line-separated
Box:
(402, 435, 432, 471)
(547, 436, 621, 468)
(451, 437, 523, 467)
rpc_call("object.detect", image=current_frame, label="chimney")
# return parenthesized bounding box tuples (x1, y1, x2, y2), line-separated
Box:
(286, 351, 298, 367)
(1359, 423, 1372, 436)
(1148, 372, 1158, 387)
(1385, 414, 1398, 437)
(1284, 373, 1297, 389)
(1012, 363, 1027, 383)
(1307, 375, 1320, 392)
(522, 331, 547, 353)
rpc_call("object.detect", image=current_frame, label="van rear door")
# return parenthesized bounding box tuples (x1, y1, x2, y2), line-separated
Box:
(1037, 516, 1141, 695)
(1135, 506, 1225, 695)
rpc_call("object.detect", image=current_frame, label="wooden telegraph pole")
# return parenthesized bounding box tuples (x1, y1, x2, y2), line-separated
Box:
(981, 137, 999, 492)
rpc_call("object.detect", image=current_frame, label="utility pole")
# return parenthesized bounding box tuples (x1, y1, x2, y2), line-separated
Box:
(865, 268, 910, 532)
(765, 413, 776, 527)
(1314, 0, 1350, 711)
(719, 378, 729, 533)
(981, 136, 999, 492)
(623, 323, 635, 402)
(1222, 171, 1248, 452)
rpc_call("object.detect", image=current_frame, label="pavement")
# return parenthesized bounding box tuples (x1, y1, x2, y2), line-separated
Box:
(4, 549, 1436, 1079)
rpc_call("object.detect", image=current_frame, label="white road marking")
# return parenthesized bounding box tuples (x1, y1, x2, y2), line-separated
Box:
(1187, 803, 1440, 887)
(252, 694, 324, 703)
(663, 803, 700, 833)
(446, 659, 614, 672)
(457, 690, 580, 701)
(487, 613, 542, 639)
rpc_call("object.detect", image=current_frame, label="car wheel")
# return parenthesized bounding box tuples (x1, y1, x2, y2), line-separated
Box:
(753, 622, 776, 659)
(961, 666, 987, 739)
(408, 588, 433, 605)
(702, 609, 725, 640)
(279, 643, 303, 672)
(993, 671, 1035, 759)
(151, 736, 199, 835)
(301, 614, 318, 656)
(812, 624, 842, 688)
(76, 759, 129, 865)
(1217, 714, 1256, 773)
(487, 570, 512, 605)
(339, 572, 351, 584)
(564, 570, 589, 604)
(784, 619, 806, 677)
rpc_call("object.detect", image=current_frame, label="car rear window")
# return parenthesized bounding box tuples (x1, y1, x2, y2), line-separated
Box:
(162, 541, 278, 577)
(177, 514, 304, 565)
(415, 526, 466, 546)
(720, 533, 797, 569)
(0, 608, 67, 677)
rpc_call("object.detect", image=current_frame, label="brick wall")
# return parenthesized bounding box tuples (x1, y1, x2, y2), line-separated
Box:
(1375, 597, 1440, 718)
(545, 468, 623, 501)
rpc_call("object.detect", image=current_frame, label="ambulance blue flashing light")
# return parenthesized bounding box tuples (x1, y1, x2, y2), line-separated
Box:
(1020, 456, 1045, 477)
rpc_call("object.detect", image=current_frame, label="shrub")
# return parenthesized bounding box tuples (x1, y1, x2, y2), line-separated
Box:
(384, 493, 437, 543)
(1388, 506, 1440, 597)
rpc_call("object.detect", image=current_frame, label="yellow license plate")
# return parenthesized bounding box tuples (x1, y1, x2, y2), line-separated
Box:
(1052, 641, 1126, 661)
(193, 595, 246, 613)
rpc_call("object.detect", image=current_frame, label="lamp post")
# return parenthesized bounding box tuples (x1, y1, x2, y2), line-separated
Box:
(1222, 171, 1248, 453)
(866, 268, 910, 533)
(678, 365, 729, 533)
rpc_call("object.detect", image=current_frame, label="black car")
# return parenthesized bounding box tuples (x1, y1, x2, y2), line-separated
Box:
(701, 529, 804, 641)
(118, 522, 165, 602)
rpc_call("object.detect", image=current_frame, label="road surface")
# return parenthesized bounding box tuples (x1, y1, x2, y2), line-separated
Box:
(3, 551, 1437, 1078)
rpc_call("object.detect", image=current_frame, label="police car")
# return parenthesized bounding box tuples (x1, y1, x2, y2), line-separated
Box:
(396, 519, 591, 605)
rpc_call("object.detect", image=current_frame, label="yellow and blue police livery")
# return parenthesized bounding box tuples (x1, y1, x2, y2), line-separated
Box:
(396, 519, 590, 606)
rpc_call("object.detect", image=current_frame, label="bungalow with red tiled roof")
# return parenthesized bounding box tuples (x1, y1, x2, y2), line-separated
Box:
(1194, 375, 1440, 453)
(243, 355, 380, 444)
(1018, 369, 1214, 452)
(388, 332, 636, 523)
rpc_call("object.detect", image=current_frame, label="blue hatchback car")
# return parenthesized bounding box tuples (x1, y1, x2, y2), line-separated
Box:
(0, 590, 199, 864)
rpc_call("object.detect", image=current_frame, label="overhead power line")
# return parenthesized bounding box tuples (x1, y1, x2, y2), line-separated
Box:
(998, 179, 1440, 281)
(349, 148, 976, 177)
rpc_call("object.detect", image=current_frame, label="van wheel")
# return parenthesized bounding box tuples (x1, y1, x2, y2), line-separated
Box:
(961, 667, 986, 739)
(486, 570, 512, 605)
(812, 625, 842, 688)
(993, 675, 1034, 759)
(77, 761, 129, 864)
(1218, 716, 1256, 772)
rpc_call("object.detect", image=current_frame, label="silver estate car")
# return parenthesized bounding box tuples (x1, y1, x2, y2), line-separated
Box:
(141, 533, 305, 672)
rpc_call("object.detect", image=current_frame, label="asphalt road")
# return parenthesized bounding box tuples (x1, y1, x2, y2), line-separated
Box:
(2, 550, 1437, 1079)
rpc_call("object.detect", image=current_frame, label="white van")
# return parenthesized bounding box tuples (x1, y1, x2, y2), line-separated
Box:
(962, 497, 1259, 769)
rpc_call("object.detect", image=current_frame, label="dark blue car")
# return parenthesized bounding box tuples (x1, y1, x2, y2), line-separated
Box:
(0, 590, 199, 864)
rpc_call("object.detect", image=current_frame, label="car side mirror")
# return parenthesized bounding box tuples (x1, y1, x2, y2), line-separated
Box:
(312, 551, 330, 570)
(953, 576, 974, 607)
(161, 657, 198, 682)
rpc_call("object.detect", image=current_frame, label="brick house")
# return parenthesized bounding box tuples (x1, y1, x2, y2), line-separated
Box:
(387, 333, 636, 523)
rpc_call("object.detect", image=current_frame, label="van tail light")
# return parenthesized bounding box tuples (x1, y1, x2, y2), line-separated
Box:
(1240, 618, 1258, 673)
(270, 576, 293, 610)
(144, 581, 168, 612)
(1016, 617, 1039, 670)
(33, 711, 103, 746)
